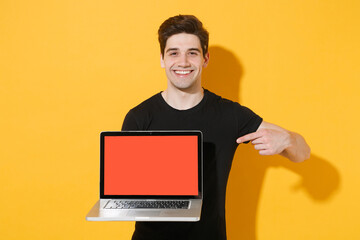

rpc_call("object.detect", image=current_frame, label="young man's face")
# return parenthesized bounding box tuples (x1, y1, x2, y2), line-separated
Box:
(161, 33, 209, 92)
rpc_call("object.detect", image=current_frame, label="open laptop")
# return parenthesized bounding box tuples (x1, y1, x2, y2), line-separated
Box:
(86, 130, 203, 221)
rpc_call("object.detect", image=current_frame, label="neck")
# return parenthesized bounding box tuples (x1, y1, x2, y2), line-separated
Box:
(161, 88, 204, 110)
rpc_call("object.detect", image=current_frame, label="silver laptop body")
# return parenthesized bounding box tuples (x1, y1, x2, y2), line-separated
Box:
(86, 130, 203, 221)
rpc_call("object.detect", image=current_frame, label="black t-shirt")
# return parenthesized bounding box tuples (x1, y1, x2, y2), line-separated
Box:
(122, 89, 263, 240)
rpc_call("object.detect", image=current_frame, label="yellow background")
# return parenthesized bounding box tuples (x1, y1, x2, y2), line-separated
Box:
(1, 0, 359, 239)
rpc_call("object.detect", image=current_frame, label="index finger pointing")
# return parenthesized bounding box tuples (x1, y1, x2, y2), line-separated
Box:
(236, 131, 262, 144)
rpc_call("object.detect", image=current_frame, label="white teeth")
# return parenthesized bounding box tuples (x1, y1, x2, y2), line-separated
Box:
(175, 70, 191, 74)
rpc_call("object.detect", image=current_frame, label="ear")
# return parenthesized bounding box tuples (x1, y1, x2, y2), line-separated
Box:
(160, 54, 165, 68)
(203, 52, 210, 68)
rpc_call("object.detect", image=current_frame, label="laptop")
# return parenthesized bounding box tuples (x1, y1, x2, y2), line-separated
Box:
(86, 130, 203, 221)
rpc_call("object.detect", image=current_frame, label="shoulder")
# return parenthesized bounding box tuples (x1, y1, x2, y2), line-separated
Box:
(204, 88, 262, 124)
(204, 89, 243, 111)
(122, 93, 162, 130)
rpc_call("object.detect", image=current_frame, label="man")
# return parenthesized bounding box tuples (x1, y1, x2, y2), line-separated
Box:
(122, 15, 310, 240)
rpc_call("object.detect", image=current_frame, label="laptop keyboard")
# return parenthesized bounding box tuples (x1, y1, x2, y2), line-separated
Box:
(104, 200, 190, 209)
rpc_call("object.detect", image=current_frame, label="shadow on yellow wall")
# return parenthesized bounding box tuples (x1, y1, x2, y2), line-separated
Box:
(203, 46, 341, 240)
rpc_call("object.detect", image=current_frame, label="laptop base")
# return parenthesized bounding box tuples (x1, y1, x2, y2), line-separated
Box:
(86, 199, 202, 222)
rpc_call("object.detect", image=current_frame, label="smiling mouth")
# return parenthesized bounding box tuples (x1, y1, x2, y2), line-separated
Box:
(174, 70, 193, 75)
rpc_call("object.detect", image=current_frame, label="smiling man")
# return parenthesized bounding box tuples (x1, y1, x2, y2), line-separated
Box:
(122, 15, 310, 240)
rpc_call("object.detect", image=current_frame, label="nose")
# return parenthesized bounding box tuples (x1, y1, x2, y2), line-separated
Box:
(177, 54, 191, 68)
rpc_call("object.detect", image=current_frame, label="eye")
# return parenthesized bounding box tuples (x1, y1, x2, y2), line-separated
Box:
(189, 51, 198, 56)
(168, 52, 178, 56)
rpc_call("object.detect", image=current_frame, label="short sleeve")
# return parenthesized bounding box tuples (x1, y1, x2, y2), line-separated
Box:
(235, 103, 263, 142)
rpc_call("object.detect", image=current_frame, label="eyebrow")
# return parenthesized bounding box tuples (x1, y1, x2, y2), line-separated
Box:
(165, 48, 202, 53)
(188, 48, 201, 53)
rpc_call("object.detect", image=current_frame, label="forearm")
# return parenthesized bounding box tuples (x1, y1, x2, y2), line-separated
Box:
(280, 131, 311, 163)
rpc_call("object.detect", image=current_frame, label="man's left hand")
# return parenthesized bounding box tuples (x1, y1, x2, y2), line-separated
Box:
(236, 127, 291, 156)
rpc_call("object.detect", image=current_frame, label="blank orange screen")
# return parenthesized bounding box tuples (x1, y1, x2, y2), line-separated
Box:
(104, 136, 198, 195)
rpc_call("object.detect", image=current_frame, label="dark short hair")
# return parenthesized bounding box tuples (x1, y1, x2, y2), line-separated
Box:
(158, 15, 209, 57)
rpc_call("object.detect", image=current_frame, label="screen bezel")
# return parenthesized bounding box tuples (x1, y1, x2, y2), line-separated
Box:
(99, 130, 203, 199)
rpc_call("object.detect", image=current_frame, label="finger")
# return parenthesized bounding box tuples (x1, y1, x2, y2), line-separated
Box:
(237, 131, 262, 144)
(254, 144, 267, 151)
(251, 137, 264, 145)
(259, 149, 276, 156)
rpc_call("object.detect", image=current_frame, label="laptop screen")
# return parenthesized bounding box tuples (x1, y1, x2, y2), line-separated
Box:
(100, 131, 202, 199)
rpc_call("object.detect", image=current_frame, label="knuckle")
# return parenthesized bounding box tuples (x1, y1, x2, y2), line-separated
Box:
(262, 129, 270, 135)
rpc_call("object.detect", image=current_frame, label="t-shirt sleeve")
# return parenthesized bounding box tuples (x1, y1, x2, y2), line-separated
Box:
(121, 110, 139, 130)
(235, 103, 263, 141)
